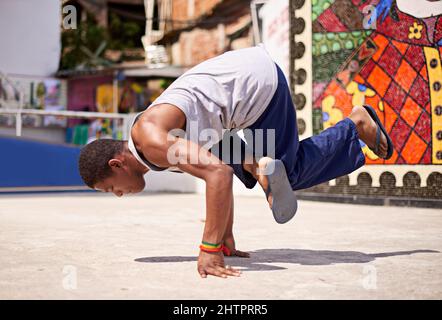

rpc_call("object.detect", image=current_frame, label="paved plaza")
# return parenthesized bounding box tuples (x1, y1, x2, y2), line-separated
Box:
(0, 192, 441, 299)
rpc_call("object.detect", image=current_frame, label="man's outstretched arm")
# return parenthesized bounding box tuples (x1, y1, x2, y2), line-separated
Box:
(135, 124, 241, 278)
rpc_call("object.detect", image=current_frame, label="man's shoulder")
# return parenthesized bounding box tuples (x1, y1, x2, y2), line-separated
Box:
(132, 104, 186, 143)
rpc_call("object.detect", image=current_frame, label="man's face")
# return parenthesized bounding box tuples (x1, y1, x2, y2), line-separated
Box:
(94, 159, 146, 197)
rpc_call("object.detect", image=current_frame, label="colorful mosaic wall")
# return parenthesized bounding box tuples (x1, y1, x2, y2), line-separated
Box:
(290, 0, 442, 201)
(312, 0, 442, 165)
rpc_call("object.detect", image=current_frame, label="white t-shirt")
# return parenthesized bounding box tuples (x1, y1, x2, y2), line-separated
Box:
(149, 44, 278, 150)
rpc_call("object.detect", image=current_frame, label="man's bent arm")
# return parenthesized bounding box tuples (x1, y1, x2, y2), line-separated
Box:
(137, 127, 233, 246)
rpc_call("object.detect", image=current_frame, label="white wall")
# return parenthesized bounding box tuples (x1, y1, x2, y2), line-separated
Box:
(0, 0, 61, 77)
(0, 127, 66, 144)
(260, 0, 290, 83)
(195, 176, 263, 197)
(143, 166, 262, 196)
(144, 170, 197, 193)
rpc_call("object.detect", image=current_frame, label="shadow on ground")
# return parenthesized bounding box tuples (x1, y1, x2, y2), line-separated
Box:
(135, 249, 439, 271)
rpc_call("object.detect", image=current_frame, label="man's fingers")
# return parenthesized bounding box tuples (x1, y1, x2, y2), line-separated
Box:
(224, 268, 241, 277)
(199, 263, 242, 278)
(234, 250, 250, 258)
(198, 268, 207, 278)
(225, 265, 241, 273)
(216, 265, 241, 277)
(206, 266, 227, 278)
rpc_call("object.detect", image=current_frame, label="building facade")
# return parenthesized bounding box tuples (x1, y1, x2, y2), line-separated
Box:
(145, 0, 254, 66)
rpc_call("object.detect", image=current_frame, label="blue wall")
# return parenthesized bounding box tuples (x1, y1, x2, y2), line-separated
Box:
(0, 136, 85, 188)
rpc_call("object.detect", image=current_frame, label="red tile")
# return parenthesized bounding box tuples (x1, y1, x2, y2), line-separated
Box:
(367, 65, 392, 97)
(409, 75, 430, 108)
(420, 146, 432, 164)
(420, 65, 428, 81)
(396, 155, 406, 164)
(378, 44, 402, 78)
(400, 97, 421, 127)
(391, 40, 409, 55)
(414, 111, 431, 143)
(404, 46, 425, 73)
(359, 59, 376, 80)
(384, 101, 398, 133)
(384, 146, 399, 164)
(401, 131, 427, 164)
(395, 59, 417, 92)
(389, 117, 411, 152)
(354, 74, 365, 83)
(317, 9, 348, 32)
(372, 35, 389, 62)
(384, 81, 407, 113)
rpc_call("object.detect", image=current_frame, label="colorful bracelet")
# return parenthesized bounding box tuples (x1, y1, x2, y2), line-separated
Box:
(199, 241, 222, 253)
(221, 244, 232, 256)
(199, 242, 233, 256)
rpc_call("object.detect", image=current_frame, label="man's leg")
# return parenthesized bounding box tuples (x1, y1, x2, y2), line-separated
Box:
(244, 105, 389, 195)
(217, 63, 389, 207)
(289, 105, 388, 190)
(210, 58, 297, 192)
(233, 63, 300, 208)
(236, 63, 388, 205)
(290, 117, 364, 190)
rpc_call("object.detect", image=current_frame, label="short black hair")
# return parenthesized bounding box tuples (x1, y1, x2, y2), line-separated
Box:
(78, 139, 125, 188)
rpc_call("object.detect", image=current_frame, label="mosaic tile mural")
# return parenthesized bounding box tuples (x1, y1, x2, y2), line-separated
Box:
(311, 0, 442, 166)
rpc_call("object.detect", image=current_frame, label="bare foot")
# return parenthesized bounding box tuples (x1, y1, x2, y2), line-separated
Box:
(257, 157, 273, 208)
(349, 106, 388, 158)
(242, 157, 274, 209)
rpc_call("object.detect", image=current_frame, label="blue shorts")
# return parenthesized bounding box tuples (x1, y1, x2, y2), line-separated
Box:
(210, 64, 366, 190)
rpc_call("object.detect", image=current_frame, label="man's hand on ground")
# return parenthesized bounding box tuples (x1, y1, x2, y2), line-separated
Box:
(223, 234, 250, 258)
(197, 250, 242, 278)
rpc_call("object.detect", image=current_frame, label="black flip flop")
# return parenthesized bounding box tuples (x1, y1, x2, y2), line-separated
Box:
(363, 105, 394, 160)
(264, 159, 297, 224)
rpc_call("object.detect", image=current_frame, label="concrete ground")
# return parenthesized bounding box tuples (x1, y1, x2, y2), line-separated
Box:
(0, 192, 441, 299)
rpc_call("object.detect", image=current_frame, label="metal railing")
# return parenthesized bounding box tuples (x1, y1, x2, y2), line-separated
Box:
(0, 108, 133, 140)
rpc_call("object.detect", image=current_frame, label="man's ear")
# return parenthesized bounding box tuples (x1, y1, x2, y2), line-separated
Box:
(108, 158, 123, 169)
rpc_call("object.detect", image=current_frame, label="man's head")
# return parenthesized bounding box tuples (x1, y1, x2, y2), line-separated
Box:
(78, 139, 148, 197)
